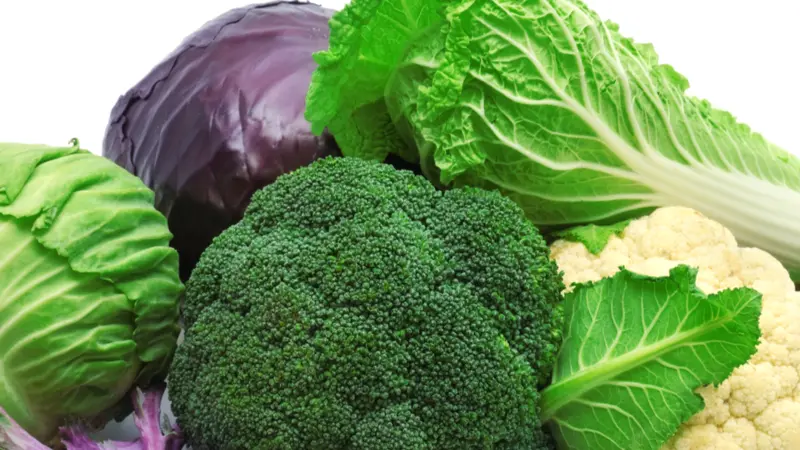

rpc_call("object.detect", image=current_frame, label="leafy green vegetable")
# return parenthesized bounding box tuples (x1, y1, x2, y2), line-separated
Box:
(0, 141, 183, 441)
(540, 265, 762, 450)
(306, 0, 441, 164)
(306, 0, 800, 279)
(552, 220, 632, 255)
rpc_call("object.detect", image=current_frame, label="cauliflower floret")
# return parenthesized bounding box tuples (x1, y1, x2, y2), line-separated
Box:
(550, 206, 800, 450)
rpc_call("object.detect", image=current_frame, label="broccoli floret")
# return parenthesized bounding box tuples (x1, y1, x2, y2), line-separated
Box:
(169, 157, 565, 450)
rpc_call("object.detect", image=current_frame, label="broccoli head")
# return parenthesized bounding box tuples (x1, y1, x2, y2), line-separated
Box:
(169, 157, 565, 450)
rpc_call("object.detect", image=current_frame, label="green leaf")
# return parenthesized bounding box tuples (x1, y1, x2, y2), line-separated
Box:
(789, 268, 800, 285)
(552, 219, 633, 255)
(422, 0, 800, 274)
(540, 265, 762, 450)
(305, 0, 444, 160)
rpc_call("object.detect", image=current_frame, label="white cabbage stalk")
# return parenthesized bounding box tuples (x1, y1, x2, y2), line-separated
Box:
(305, 0, 800, 277)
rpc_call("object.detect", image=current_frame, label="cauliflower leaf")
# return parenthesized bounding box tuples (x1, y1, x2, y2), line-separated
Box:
(552, 220, 633, 255)
(541, 265, 762, 450)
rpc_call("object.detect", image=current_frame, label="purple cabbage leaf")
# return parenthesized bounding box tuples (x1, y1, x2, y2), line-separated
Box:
(1, 386, 183, 450)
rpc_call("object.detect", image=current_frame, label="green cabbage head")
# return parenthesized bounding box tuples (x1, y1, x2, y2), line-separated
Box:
(0, 141, 183, 441)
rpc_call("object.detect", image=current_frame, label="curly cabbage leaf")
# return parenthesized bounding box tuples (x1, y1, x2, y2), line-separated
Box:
(306, 0, 800, 278)
(0, 141, 182, 441)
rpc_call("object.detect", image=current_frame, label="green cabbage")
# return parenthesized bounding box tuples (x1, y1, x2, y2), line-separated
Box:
(0, 141, 183, 441)
(305, 0, 800, 278)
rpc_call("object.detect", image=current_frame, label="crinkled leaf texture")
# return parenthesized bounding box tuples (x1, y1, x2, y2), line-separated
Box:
(0, 142, 183, 441)
(305, 0, 800, 278)
(540, 265, 762, 450)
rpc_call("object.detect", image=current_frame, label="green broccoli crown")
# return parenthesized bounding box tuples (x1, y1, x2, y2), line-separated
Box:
(169, 157, 564, 450)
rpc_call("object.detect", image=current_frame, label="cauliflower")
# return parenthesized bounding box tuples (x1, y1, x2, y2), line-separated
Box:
(550, 206, 800, 449)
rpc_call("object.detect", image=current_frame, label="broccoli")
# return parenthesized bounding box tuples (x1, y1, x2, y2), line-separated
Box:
(168, 157, 565, 450)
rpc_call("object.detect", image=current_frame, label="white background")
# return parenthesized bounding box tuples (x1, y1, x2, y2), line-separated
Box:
(0, 0, 798, 443)
(0, 1, 799, 156)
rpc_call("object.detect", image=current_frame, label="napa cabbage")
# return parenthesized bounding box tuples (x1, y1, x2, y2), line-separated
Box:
(305, 0, 800, 279)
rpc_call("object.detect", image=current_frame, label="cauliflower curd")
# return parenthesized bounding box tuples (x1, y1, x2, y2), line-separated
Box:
(550, 206, 800, 449)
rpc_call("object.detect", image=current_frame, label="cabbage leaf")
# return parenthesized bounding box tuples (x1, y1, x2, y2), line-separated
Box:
(306, 0, 800, 277)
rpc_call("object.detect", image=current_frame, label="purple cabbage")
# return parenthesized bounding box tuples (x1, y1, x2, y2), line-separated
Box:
(103, 1, 339, 279)
(0, 386, 183, 450)
(0, 409, 49, 450)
